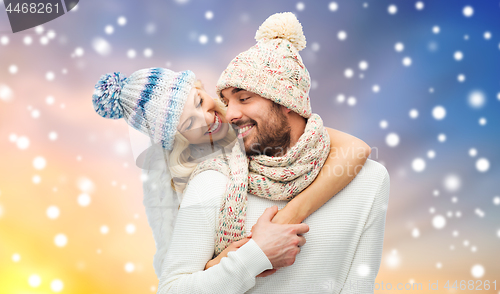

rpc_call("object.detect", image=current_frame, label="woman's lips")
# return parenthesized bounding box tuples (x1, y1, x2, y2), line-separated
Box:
(205, 112, 222, 135)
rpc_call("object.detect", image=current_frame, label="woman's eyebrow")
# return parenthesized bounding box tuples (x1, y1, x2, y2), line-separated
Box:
(194, 91, 199, 106)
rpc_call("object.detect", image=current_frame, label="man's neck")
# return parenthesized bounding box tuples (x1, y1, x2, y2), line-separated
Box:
(288, 113, 307, 147)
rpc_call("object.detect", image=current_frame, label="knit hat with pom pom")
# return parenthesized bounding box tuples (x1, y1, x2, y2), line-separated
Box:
(92, 68, 196, 151)
(216, 12, 311, 118)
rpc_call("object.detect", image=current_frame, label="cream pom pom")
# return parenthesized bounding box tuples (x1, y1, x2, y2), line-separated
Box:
(255, 12, 306, 51)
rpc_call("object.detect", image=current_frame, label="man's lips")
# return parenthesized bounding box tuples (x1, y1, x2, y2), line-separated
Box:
(237, 124, 255, 138)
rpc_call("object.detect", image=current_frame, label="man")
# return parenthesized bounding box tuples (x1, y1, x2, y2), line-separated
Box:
(158, 12, 389, 293)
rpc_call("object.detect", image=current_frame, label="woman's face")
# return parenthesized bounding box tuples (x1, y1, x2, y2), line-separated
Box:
(177, 87, 229, 145)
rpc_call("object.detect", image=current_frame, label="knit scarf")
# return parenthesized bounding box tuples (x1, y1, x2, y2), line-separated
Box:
(189, 114, 330, 255)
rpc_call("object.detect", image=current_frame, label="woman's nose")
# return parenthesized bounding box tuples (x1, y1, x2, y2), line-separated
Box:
(202, 95, 216, 125)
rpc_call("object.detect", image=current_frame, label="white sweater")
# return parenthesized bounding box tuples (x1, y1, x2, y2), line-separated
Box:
(157, 159, 390, 294)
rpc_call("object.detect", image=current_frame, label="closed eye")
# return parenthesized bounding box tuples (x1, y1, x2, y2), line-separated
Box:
(185, 118, 194, 130)
(196, 93, 203, 108)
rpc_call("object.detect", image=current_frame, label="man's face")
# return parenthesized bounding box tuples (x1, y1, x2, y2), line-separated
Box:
(220, 88, 291, 156)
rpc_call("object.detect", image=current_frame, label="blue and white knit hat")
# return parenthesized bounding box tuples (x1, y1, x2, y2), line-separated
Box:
(92, 68, 196, 150)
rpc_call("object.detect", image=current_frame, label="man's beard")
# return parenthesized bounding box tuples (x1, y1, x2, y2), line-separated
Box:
(240, 103, 291, 157)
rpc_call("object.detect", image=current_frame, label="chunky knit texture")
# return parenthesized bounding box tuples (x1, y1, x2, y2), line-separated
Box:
(158, 160, 390, 293)
(93, 68, 195, 150)
(190, 114, 330, 255)
(216, 12, 312, 118)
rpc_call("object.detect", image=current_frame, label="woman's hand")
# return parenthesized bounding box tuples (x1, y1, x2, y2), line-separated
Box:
(205, 237, 251, 270)
(204, 236, 278, 278)
(270, 205, 304, 225)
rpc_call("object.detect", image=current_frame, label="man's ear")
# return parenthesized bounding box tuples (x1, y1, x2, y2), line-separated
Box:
(281, 105, 292, 114)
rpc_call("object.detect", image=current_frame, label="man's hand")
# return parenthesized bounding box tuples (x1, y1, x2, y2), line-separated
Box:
(251, 206, 309, 268)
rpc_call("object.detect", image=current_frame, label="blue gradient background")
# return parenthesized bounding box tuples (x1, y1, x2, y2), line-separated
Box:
(0, 0, 499, 293)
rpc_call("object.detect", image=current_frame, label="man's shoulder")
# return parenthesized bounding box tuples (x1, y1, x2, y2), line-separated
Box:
(360, 159, 390, 182)
(343, 159, 390, 198)
(181, 170, 228, 208)
(356, 159, 390, 201)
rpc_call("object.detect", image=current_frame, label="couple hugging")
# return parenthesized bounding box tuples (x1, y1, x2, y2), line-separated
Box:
(93, 12, 390, 294)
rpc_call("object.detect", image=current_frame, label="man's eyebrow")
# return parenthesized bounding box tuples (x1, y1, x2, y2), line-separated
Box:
(220, 88, 244, 99)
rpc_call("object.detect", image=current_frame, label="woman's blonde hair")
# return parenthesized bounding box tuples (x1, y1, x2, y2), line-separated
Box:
(168, 80, 235, 192)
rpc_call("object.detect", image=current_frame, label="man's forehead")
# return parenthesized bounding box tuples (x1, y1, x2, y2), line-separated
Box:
(221, 87, 246, 99)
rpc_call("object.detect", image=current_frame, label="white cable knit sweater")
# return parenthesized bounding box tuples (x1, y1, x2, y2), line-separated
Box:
(156, 159, 390, 294)
(141, 145, 183, 278)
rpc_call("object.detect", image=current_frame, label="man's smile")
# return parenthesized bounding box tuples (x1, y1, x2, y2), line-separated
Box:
(237, 124, 255, 138)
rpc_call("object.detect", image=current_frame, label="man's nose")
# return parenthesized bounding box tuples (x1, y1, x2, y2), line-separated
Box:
(225, 101, 242, 124)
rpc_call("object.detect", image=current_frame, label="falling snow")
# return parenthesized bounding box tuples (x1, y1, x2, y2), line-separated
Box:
(77, 193, 91, 207)
(105, 25, 114, 35)
(427, 150, 435, 159)
(125, 262, 135, 273)
(468, 91, 486, 108)
(454, 51, 463, 61)
(476, 158, 490, 172)
(337, 31, 347, 41)
(379, 120, 388, 129)
(395, 42, 404, 52)
(46, 206, 60, 219)
(54, 234, 68, 247)
(386, 133, 399, 147)
(386, 250, 401, 268)
(463, 6, 474, 17)
(344, 68, 354, 78)
(92, 37, 112, 56)
(471, 264, 485, 278)
(0, 84, 13, 102)
(51, 280, 64, 292)
(412, 158, 426, 172)
(409, 109, 418, 119)
(402, 57, 412, 66)
(443, 174, 461, 192)
(329, 2, 338, 11)
(28, 274, 41, 287)
(388, 5, 397, 15)
(126, 223, 136, 234)
(432, 215, 446, 229)
(117, 16, 127, 26)
(432, 106, 446, 120)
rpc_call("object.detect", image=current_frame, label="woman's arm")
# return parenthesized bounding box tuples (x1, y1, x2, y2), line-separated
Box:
(207, 128, 371, 270)
(158, 170, 272, 293)
(272, 128, 371, 224)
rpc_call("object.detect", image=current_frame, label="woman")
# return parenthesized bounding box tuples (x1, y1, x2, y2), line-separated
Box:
(92, 67, 371, 278)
